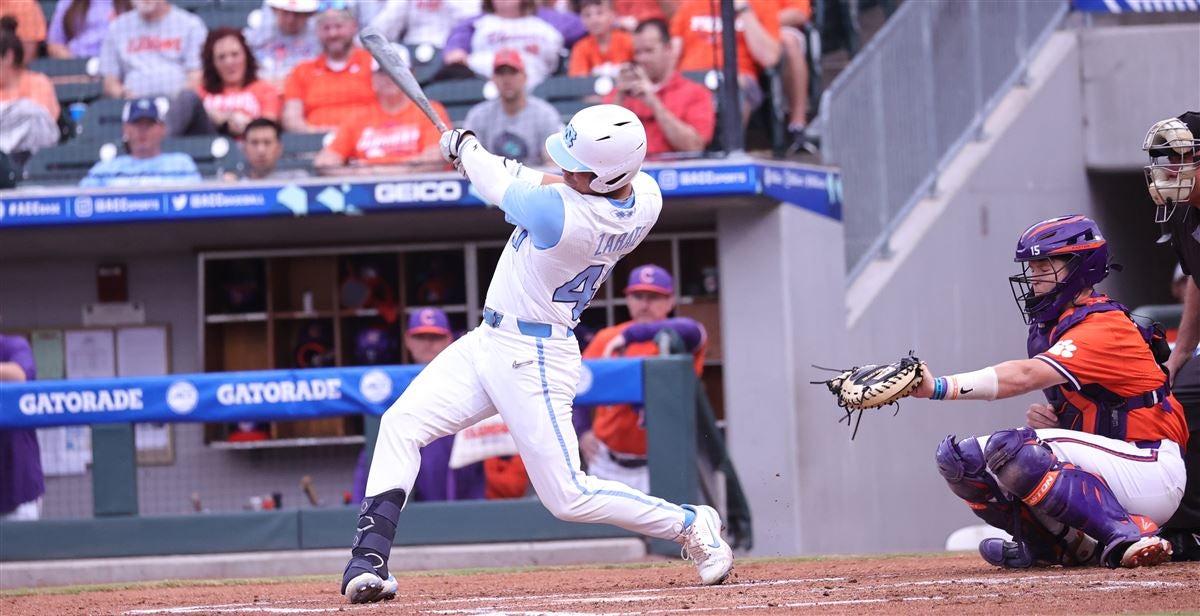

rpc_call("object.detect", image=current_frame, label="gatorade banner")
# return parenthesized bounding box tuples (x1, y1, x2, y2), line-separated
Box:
(0, 359, 643, 429)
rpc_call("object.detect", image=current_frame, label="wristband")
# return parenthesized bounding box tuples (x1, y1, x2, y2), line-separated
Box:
(941, 367, 999, 401)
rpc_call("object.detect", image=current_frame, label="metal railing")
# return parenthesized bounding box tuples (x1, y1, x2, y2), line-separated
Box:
(819, 0, 1069, 280)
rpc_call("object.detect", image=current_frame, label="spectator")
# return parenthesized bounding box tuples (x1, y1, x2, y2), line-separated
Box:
(0, 333, 43, 521)
(611, 0, 667, 31)
(463, 49, 560, 166)
(367, 0, 480, 49)
(0, 0, 46, 62)
(568, 0, 632, 78)
(80, 96, 202, 187)
(198, 28, 281, 139)
(351, 308, 488, 503)
(440, 0, 563, 88)
(237, 117, 309, 180)
(244, 0, 321, 88)
(578, 264, 706, 493)
(671, 0, 781, 126)
(100, 0, 206, 99)
(605, 19, 713, 156)
(534, 0, 586, 48)
(47, 0, 131, 59)
(0, 18, 60, 155)
(281, 4, 374, 133)
(314, 44, 449, 174)
(779, 0, 814, 154)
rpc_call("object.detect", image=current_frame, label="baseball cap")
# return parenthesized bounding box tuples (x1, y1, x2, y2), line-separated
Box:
(493, 49, 525, 72)
(624, 264, 673, 295)
(370, 43, 411, 72)
(122, 97, 165, 123)
(406, 307, 451, 336)
(266, 0, 318, 12)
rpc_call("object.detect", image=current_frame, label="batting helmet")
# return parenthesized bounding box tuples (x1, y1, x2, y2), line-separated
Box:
(545, 104, 646, 194)
(1008, 215, 1111, 325)
(1142, 112, 1200, 222)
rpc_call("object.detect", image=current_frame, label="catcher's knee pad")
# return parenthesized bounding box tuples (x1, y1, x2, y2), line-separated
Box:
(936, 435, 1014, 530)
(984, 428, 1147, 567)
(351, 488, 407, 577)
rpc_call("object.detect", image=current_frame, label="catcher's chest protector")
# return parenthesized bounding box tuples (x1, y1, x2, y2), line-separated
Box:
(1027, 295, 1170, 440)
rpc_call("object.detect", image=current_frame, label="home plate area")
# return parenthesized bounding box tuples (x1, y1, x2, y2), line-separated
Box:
(5, 554, 1198, 615)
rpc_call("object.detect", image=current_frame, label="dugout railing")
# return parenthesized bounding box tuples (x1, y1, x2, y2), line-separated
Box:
(0, 356, 750, 561)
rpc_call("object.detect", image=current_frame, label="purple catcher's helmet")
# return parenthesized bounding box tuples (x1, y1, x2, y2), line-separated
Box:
(1008, 215, 1110, 325)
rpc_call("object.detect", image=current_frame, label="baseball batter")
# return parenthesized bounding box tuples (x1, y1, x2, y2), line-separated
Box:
(340, 104, 733, 604)
(916, 216, 1187, 569)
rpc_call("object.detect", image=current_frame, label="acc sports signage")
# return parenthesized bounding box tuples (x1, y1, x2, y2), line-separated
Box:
(0, 162, 842, 228)
(0, 359, 643, 429)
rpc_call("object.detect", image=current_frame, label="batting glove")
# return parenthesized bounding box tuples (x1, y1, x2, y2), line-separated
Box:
(439, 129, 477, 165)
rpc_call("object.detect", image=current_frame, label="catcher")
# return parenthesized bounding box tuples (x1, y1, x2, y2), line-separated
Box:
(831, 216, 1187, 569)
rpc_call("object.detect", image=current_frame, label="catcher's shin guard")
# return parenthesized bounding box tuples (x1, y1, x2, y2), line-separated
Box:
(936, 435, 1095, 566)
(984, 428, 1158, 568)
(342, 488, 406, 593)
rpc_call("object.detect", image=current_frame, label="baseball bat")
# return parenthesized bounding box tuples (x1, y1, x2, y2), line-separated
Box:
(358, 27, 449, 133)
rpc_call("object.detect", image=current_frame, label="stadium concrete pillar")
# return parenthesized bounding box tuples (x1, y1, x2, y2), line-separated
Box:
(92, 423, 138, 516)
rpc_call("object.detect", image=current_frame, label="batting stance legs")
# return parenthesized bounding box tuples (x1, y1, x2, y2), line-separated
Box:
(939, 427, 1185, 568)
(343, 325, 727, 602)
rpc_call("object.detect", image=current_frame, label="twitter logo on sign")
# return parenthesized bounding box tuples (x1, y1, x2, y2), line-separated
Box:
(171, 194, 188, 211)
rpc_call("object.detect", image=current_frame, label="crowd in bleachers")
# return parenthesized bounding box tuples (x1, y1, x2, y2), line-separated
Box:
(0, 0, 834, 188)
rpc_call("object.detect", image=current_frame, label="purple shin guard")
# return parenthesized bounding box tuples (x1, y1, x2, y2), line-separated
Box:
(937, 435, 1090, 566)
(984, 428, 1150, 567)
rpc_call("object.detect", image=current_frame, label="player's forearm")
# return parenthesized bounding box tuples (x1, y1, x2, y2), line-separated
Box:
(993, 358, 1064, 399)
(459, 139, 543, 204)
(623, 318, 706, 351)
(1170, 280, 1200, 364)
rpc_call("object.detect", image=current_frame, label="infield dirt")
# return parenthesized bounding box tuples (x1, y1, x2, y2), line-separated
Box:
(2, 552, 1197, 615)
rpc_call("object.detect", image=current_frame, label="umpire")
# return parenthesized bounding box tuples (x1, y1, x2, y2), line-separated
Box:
(1144, 110, 1200, 560)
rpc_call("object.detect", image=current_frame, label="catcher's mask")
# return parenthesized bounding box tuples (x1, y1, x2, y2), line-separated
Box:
(1008, 215, 1110, 325)
(1143, 112, 1200, 223)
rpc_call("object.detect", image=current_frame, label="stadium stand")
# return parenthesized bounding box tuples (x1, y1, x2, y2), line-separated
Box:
(423, 77, 489, 125)
(22, 139, 113, 185)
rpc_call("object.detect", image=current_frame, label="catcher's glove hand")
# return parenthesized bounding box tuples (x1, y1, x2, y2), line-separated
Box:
(811, 353, 923, 439)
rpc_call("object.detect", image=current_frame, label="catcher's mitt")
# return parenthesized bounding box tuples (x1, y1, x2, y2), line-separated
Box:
(811, 353, 924, 439)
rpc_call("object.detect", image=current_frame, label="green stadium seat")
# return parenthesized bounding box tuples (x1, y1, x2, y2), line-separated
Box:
(163, 135, 240, 174)
(194, 4, 256, 30)
(534, 75, 601, 101)
(281, 131, 331, 158)
(54, 81, 103, 105)
(407, 45, 443, 86)
(551, 99, 592, 120)
(29, 57, 96, 79)
(77, 98, 127, 142)
(23, 141, 115, 185)
(423, 78, 489, 106)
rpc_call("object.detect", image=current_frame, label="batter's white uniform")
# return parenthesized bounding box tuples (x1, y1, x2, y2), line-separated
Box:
(365, 172, 690, 541)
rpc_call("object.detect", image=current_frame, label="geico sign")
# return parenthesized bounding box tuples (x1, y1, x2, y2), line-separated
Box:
(19, 388, 144, 415)
(374, 181, 462, 204)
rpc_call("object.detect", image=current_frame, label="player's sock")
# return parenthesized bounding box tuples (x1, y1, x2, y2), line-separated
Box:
(681, 505, 697, 529)
(348, 488, 406, 581)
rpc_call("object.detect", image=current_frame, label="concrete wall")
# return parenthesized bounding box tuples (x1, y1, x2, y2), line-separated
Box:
(1081, 23, 1200, 172)
(722, 30, 1109, 556)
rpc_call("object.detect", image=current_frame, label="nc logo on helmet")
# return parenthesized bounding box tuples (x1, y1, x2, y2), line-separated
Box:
(563, 124, 577, 148)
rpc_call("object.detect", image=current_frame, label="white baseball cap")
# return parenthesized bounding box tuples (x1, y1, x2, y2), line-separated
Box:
(266, 0, 319, 13)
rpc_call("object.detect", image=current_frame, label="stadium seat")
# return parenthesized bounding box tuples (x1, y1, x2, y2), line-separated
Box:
(54, 81, 103, 106)
(423, 78, 489, 107)
(281, 131, 331, 159)
(28, 57, 97, 79)
(194, 4, 256, 30)
(551, 99, 592, 121)
(163, 135, 241, 177)
(77, 98, 127, 142)
(23, 141, 115, 185)
(407, 45, 444, 86)
(443, 104, 474, 125)
(533, 75, 601, 102)
(174, 0, 215, 10)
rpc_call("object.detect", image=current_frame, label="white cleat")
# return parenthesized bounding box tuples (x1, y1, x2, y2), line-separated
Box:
(1120, 536, 1173, 568)
(678, 504, 734, 585)
(343, 571, 399, 604)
